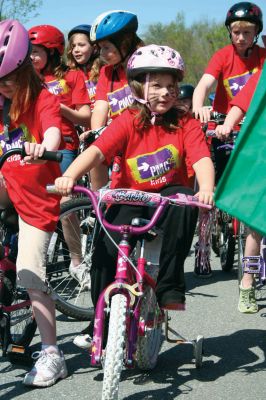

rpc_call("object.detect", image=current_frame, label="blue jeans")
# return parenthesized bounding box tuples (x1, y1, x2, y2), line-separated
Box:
(59, 149, 78, 174)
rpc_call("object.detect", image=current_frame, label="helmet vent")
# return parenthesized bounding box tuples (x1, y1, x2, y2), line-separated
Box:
(4, 35, 10, 46)
(0, 54, 4, 66)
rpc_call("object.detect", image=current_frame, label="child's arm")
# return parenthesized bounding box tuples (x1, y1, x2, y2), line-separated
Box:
(91, 100, 109, 130)
(215, 106, 244, 140)
(193, 157, 215, 205)
(54, 145, 105, 196)
(60, 103, 91, 127)
(192, 74, 216, 123)
(23, 127, 61, 162)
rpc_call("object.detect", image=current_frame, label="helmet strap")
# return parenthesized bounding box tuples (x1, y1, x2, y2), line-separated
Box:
(3, 98, 11, 141)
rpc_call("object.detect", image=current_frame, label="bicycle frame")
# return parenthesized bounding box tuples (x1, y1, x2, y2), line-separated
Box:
(49, 185, 211, 368)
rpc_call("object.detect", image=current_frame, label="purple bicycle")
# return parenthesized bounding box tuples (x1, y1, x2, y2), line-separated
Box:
(48, 184, 211, 399)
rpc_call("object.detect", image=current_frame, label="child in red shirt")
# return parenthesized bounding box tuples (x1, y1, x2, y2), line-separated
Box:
(54, 44, 215, 349)
(85, 10, 144, 190)
(67, 24, 104, 112)
(0, 19, 67, 386)
(216, 68, 262, 314)
(29, 25, 92, 287)
(192, 2, 265, 277)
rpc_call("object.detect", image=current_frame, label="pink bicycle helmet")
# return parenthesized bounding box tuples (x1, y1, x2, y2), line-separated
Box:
(127, 44, 184, 81)
(0, 19, 30, 79)
(28, 25, 65, 55)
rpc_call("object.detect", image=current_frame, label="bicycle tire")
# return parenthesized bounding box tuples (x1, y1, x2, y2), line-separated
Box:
(219, 220, 235, 271)
(136, 286, 163, 370)
(237, 222, 247, 285)
(46, 198, 95, 321)
(1, 288, 37, 351)
(102, 294, 127, 400)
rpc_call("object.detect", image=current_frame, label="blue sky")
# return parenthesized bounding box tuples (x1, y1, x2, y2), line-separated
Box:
(25, 0, 266, 35)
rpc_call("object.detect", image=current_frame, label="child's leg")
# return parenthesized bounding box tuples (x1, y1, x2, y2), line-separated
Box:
(238, 228, 260, 314)
(16, 218, 67, 386)
(155, 185, 198, 309)
(89, 164, 109, 191)
(242, 229, 261, 288)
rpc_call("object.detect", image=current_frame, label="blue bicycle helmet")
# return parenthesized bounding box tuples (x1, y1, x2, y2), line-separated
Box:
(68, 24, 92, 40)
(90, 10, 138, 44)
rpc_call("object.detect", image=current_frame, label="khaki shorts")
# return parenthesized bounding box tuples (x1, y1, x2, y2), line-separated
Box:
(16, 217, 53, 293)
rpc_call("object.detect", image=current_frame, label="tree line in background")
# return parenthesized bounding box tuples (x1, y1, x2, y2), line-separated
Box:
(0, 2, 229, 87)
(143, 13, 229, 86)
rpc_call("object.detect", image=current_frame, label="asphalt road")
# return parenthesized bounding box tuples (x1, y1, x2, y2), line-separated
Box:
(1, 240, 266, 400)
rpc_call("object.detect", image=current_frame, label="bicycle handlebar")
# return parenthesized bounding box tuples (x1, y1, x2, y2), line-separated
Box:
(0, 146, 63, 169)
(47, 185, 212, 235)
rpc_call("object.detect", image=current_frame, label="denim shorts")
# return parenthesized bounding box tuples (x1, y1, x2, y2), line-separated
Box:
(59, 149, 78, 174)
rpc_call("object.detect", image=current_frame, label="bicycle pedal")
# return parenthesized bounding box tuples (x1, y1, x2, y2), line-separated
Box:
(6, 344, 33, 366)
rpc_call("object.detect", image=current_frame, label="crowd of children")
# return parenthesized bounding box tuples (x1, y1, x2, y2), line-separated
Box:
(0, 1, 264, 389)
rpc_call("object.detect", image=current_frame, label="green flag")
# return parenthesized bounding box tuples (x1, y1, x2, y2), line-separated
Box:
(214, 63, 266, 237)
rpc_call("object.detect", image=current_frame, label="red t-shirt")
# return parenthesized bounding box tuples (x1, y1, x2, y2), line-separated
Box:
(0, 89, 62, 231)
(205, 44, 266, 113)
(230, 69, 261, 113)
(44, 70, 90, 150)
(95, 64, 133, 120)
(81, 69, 97, 109)
(94, 109, 210, 192)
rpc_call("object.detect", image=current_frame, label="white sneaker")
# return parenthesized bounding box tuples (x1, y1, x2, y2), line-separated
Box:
(73, 334, 92, 350)
(23, 350, 68, 387)
(69, 262, 91, 290)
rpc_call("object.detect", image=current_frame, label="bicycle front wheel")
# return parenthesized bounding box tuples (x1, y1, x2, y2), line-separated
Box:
(46, 198, 95, 321)
(102, 294, 127, 400)
(136, 286, 163, 370)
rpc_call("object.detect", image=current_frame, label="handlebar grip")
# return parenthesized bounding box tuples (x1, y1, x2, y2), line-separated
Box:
(46, 184, 59, 194)
(40, 150, 63, 162)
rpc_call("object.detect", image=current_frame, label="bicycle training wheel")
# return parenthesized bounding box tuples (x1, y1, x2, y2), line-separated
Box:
(46, 198, 95, 321)
(136, 286, 163, 370)
(102, 293, 127, 400)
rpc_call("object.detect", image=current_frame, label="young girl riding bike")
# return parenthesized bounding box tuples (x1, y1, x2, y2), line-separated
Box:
(192, 1, 266, 277)
(0, 19, 67, 387)
(54, 44, 215, 349)
(28, 24, 92, 287)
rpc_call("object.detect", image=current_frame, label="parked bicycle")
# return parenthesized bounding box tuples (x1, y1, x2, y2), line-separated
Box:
(48, 184, 211, 400)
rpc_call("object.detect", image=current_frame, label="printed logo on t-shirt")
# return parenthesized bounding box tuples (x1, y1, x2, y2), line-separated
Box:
(46, 79, 70, 96)
(85, 80, 96, 102)
(0, 124, 35, 161)
(224, 68, 258, 98)
(107, 84, 133, 117)
(127, 145, 180, 187)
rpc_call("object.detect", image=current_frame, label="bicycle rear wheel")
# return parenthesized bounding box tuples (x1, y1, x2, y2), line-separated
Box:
(237, 222, 247, 285)
(219, 216, 235, 271)
(136, 286, 163, 370)
(0, 288, 36, 355)
(102, 294, 127, 400)
(46, 198, 95, 321)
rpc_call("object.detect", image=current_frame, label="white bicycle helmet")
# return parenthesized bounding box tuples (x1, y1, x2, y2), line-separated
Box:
(127, 44, 184, 82)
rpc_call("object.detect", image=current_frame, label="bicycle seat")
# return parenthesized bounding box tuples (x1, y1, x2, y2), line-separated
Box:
(131, 217, 163, 241)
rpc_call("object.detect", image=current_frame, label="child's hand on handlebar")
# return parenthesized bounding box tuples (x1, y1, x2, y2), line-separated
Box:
(193, 106, 212, 123)
(54, 176, 75, 196)
(215, 124, 232, 140)
(194, 190, 214, 206)
(22, 142, 46, 164)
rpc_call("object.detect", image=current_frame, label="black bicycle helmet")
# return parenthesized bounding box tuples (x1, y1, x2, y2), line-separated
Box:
(178, 84, 195, 100)
(225, 2, 263, 33)
(68, 24, 91, 41)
